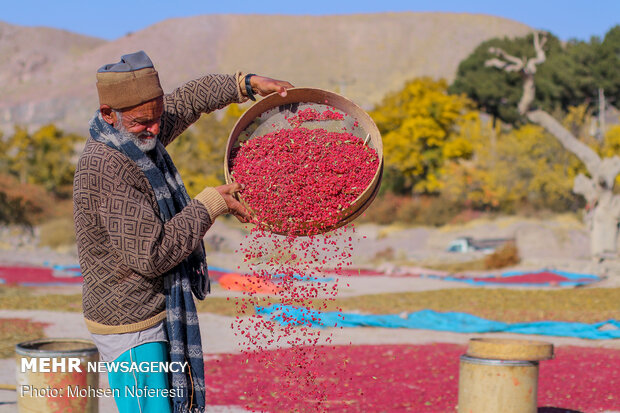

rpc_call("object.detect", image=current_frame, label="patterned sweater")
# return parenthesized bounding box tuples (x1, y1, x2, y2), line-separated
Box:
(74, 74, 244, 334)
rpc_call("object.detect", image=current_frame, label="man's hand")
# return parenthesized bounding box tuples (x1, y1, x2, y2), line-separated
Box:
(215, 182, 252, 223)
(250, 76, 294, 98)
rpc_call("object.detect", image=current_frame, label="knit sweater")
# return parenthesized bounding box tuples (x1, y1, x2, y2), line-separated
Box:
(74, 73, 245, 334)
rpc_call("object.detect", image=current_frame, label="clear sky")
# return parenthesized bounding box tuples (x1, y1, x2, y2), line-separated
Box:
(2, 0, 618, 42)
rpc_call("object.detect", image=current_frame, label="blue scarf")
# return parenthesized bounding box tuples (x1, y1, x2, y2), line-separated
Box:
(90, 111, 207, 413)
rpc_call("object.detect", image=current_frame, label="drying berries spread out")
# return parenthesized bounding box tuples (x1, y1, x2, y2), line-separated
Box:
(230, 109, 379, 235)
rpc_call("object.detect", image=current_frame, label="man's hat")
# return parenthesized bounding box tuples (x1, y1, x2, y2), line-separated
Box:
(96, 51, 164, 109)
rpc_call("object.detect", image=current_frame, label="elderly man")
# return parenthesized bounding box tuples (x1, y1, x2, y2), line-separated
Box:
(73, 50, 292, 413)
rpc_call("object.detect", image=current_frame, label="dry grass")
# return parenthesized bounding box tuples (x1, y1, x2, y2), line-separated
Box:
(327, 288, 620, 324)
(420, 259, 488, 272)
(0, 286, 82, 312)
(0, 286, 617, 324)
(38, 217, 76, 248)
(484, 242, 520, 269)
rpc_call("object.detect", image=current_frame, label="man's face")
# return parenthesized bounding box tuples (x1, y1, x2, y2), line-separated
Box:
(114, 97, 164, 152)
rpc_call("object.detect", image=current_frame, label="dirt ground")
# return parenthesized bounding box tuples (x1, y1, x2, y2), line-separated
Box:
(0, 217, 618, 412)
(1, 279, 617, 412)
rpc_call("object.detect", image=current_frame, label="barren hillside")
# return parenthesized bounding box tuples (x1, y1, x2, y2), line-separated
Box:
(0, 21, 104, 90)
(0, 13, 532, 135)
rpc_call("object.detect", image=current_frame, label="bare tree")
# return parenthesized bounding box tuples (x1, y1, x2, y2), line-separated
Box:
(485, 32, 620, 260)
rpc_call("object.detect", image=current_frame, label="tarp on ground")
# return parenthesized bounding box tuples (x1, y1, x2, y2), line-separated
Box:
(0, 263, 333, 288)
(0, 265, 83, 286)
(255, 304, 620, 340)
(322, 267, 601, 287)
(425, 269, 600, 287)
(219, 273, 283, 294)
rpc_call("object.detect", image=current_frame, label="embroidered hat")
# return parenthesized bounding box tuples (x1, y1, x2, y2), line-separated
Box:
(96, 51, 164, 109)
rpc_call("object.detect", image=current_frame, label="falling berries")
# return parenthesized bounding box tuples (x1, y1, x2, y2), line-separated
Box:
(224, 107, 378, 412)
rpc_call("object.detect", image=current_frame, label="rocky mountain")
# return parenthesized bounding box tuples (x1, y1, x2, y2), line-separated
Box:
(0, 13, 532, 135)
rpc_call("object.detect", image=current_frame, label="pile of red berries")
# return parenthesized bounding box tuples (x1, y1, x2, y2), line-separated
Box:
(286, 107, 344, 127)
(230, 119, 379, 235)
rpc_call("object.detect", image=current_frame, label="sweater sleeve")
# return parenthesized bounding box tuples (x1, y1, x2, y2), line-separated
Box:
(158, 72, 246, 146)
(99, 179, 214, 278)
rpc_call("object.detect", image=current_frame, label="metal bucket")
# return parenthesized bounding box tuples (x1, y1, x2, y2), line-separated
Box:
(225, 87, 383, 236)
(16, 338, 99, 413)
(458, 355, 539, 413)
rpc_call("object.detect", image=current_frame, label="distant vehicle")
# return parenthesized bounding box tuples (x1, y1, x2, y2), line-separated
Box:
(446, 237, 514, 254)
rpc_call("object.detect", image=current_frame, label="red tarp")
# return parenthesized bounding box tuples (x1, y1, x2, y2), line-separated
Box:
(0, 266, 83, 286)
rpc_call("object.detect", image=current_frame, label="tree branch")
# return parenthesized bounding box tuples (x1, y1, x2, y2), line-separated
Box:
(599, 156, 620, 190)
(484, 32, 550, 115)
(488, 47, 524, 69)
(611, 194, 620, 220)
(526, 32, 547, 74)
(534, 32, 547, 61)
(485, 58, 523, 72)
(573, 174, 598, 204)
(518, 77, 536, 115)
(483, 31, 619, 258)
(484, 32, 614, 189)
(527, 110, 601, 175)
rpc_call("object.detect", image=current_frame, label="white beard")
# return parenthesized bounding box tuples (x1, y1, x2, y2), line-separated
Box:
(113, 111, 159, 152)
(126, 130, 158, 152)
(116, 125, 158, 152)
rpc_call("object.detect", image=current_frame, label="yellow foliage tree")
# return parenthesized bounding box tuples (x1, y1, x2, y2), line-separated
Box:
(168, 105, 244, 197)
(371, 77, 477, 193)
(603, 125, 620, 158)
(602, 125, 620, 188)
(441, 118, 585, 212)
(1, 125, 82, 197)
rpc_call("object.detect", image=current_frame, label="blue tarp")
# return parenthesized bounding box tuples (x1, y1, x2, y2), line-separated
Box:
(425, 269, 600, 287)
(255, 304, 620, 340)
(43, 262, 82, 277)
(271, 273, 334, 283)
